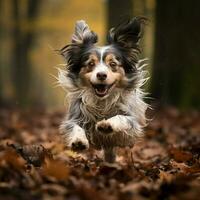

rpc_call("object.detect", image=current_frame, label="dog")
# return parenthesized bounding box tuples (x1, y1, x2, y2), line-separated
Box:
(58, 17, 148, 162)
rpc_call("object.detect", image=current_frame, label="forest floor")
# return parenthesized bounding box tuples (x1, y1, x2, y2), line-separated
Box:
(0, 107, 200, 200)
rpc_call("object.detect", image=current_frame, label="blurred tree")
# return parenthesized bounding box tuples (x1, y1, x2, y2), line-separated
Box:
(151, 0, 200, 109)
(0, 0, 3, 104)
(11, 0, 40, 106)
(107, 0, 133, 29)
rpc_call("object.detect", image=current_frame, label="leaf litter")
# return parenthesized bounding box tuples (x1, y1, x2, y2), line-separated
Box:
(0, 107, 200, 200)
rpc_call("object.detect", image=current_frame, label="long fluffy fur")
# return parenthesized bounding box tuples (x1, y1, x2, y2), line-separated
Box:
(58, 60, 148, 149)
(57, 17, 149, 162)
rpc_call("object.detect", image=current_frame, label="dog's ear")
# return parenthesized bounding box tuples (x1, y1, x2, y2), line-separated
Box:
(107, 17, 146, 48)
(72, 20, 98, 45)
(59, 20, 98, 67)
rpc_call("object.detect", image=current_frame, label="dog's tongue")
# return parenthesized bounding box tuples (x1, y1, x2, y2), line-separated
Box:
(95, 85, 108, 96)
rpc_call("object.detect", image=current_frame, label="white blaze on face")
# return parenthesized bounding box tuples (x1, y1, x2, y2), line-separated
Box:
(90, 46, 110, 83)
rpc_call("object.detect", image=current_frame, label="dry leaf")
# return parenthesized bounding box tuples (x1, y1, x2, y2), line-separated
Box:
(9, 143, 52, 167)
(0, 149, 26, 170)
(169, 147, 193, 162)
(42, 158, 69, 181)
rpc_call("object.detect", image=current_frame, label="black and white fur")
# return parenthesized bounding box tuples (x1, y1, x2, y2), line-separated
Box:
(58, 17, 148, 162)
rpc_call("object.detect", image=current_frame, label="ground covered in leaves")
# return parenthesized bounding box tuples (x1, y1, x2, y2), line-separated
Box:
(0, 107, 200, 200)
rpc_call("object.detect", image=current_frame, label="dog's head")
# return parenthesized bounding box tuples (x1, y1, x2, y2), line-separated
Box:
(60, 17, 146, 99)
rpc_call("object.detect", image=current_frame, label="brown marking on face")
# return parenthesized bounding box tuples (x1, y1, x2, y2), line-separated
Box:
(104, 53, 125, 87)
(79, 53, 99, 86)
(84, 54, 99, 72)
(105, 54, 121, 71)
(104, 54, 134, 89)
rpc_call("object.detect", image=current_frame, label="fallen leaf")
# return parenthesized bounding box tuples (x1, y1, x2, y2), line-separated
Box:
(0, 149, 26, 170)
(42, 158, 69, 181)
(9, 143, 52, 167)
(169, 147, 193, 162)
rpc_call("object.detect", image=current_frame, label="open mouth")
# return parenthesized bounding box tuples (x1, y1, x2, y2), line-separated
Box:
(91, 83, 115, 97)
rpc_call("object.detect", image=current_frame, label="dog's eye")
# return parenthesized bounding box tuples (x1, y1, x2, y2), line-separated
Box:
(109, 62, 117, 68)
(88, 61, 95, 67)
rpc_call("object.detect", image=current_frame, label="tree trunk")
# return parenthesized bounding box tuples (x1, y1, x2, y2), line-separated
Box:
(107, 0, 133, 30)
(0, 0, 3, 104)
(11, 0, 39, 106)
(151, 0, 200, 109)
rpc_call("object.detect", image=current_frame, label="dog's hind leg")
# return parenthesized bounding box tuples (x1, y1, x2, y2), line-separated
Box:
(103, 147, 116, 163)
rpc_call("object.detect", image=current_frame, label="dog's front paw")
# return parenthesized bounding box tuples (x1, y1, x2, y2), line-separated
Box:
(96, 119, 113, 134)
(69, 137, 89, 151)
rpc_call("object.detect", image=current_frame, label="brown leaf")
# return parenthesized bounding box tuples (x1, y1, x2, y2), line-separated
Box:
(9, 143, 52, 167)
(0, 149, 26, 170)
(71, 178, 109, 200)
(169, 147, 193, 162)
(159, 170, 174, 183)
(171, 160, 200, 174)
(41, 184, 67, 195)
(42, 158, 69, 181)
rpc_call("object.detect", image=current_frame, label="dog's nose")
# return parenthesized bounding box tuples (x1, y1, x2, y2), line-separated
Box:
(96, 72, 107, 81)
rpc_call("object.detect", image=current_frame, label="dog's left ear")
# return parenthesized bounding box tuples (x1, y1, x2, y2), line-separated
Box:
(107, 17, 146, 48)
(60, 20, 98, 63)
(72, 20, 98, 45)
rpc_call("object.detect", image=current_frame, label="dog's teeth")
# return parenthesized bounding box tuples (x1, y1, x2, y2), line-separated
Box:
(95, 88, 107, 95)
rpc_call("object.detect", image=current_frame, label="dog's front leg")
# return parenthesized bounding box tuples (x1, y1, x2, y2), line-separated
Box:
(96, 115, 142, 136)
(60, 120, 89, 151)
(96, 115, 142, 163)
